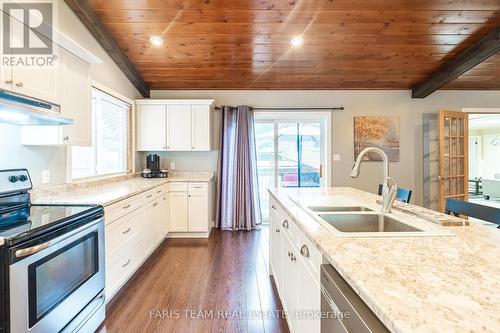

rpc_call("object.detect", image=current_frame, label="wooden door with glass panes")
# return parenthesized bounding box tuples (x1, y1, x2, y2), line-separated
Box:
(438, 110, 468, 212)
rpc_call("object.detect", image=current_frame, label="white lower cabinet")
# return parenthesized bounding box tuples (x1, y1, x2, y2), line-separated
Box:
(169, 182, 211, 235)
(104, 185, 169, 301)
(169, 191, 188, 232)
(269, 198, 321, 333)
(104, 182, 210, 301)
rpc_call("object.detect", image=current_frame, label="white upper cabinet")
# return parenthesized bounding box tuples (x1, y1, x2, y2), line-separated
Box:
(11, 45, 62, 105)
(191, 104, 211, 151)
(137, 104, 167, 151)
(136, 99, 214, 152)
(20, 50, 92, 146)
(167, 104, 192, 151)
(60, 50, 91, 146)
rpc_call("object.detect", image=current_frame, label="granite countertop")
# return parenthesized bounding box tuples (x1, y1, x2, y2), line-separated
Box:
(31, 172, 213, 207)
(269, 187, 500, 333)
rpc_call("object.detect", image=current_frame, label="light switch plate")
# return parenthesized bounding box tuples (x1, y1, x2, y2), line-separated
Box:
(42, 170, 50, 184)
(170, 162, 175, 170)
(333, 154, 341, 161)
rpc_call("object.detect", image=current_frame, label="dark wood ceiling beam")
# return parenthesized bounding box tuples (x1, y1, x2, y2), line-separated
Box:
(412, 26, 500, 98)
(64, 0, 150, 97)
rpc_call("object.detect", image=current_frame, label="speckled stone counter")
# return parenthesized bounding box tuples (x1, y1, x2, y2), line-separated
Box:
(31, 172, 213, 206)
(269, 187, 500, 333)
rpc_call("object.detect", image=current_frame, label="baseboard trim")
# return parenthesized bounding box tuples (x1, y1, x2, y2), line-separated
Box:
(166, 228, 212, 239)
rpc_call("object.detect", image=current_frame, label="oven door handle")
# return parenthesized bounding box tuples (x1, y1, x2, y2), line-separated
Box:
(14, 218, 102, 258)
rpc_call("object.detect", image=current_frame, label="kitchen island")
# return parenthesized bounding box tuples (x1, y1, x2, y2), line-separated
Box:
(269, 187, 500, 333)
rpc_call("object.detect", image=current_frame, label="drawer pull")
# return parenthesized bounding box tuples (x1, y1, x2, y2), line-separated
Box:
(282, 220, 289, 229)
(291, 254, 297, 262)
(272, 205, 276, 210)
(300, 244, 310, 258)
(122, 259, 131, 268)
(122, 227, 131, 235)
(146, 194, 152, 198)
(156, 190, 162, 193)
(192, 186, 203, 189)
(122, 204, 131, 209)
(288, 251, 292, 257)
(153, 202, 159, 207)
(275, 228, 280, 233)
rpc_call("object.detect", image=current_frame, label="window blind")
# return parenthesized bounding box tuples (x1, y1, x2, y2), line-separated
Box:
(72, 88, 131, 180)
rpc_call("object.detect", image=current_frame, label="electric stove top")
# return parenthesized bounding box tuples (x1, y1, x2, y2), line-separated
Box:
(0, 204, 101, 245)
(0, 169, 103, 246)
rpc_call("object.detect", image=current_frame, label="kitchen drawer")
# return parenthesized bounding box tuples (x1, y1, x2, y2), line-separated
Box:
(105, 208, 142, 257)
(169, 182, 188, 192)
(270, 197, 283, 221)
(296, 227, 322, 278)
(280, 213, 297, 242)
(105, 194, 143, 224)
(105, 233, 143, 298)
(188, 182, 207, 193)
(142, 185, 168, 202)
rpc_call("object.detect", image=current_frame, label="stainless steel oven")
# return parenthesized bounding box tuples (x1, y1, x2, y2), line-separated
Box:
(9, 217, 105, 333)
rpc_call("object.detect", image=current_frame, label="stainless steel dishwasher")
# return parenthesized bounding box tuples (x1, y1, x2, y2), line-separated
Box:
(321, 264, 390, 333)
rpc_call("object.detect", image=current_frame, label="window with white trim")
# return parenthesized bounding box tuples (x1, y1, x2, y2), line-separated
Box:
(72, 88, 131, 180)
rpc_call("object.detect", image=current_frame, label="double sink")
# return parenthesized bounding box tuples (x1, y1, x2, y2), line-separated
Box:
(296, 201, 452, 237)
(309, 205, 422, 233)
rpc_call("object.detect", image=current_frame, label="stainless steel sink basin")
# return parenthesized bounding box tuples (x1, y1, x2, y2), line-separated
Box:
(318, 213, 424, 233)
(308, 206, 373, 212)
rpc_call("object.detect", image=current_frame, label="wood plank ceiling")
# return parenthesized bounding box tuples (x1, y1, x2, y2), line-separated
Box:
(87, 0, 500, 90)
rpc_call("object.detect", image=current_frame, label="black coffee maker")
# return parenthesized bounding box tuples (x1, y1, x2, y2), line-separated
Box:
(142, 154, 168, 178)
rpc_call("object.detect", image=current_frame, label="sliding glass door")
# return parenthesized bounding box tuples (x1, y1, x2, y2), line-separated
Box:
(255, 113, 330, 222)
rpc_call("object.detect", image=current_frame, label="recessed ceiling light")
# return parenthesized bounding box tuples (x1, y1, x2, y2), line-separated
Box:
(149, 35, 164, 46)
(290, 36, 304, 47)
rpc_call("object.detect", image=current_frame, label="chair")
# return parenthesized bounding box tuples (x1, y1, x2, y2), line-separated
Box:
(445, 198, 500, 228)
(377, 184, 412, 203)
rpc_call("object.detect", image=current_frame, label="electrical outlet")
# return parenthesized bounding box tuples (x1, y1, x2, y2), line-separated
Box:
(170, 162, 175, 170)
(333, 154, 341, 161)
(42, 170, 50, 184)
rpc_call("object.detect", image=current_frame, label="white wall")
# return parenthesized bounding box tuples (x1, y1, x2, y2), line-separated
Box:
(150, 90, 500, 206)
(0, 1, 141, 188)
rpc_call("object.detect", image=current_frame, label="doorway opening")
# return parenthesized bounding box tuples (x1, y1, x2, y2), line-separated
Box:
(254, 112, 331, 222)
(468, 113, 500, 210)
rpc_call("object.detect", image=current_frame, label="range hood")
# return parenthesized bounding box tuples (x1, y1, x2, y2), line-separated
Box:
(0, 90, 73, 126)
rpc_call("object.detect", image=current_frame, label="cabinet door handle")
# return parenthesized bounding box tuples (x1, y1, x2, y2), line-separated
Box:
(291, 254, 297, 262)
(122, 258, 131, 268)
(282, 220, 289, 229)
(122, 204, 131, 209)
(63, 136, 70, 141)
(122, 227, 131, 235)
(287, 251, 292, 257)
(156, 190, 162, 193)
(300, 244, 310, 258)
(271, 205, 276, 210)
(146, 194, 152, 199)
(5, 80, 13, 84)
(15, 82, 23, 87)
(275, 228, 280, 233)
(153, 202, 159, 207)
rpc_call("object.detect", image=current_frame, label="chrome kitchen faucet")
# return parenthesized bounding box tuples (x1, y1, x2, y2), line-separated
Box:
(350, 147, 398, 213)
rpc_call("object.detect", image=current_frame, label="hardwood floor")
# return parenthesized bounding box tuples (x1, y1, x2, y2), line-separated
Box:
(97, 225, 290, 333)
